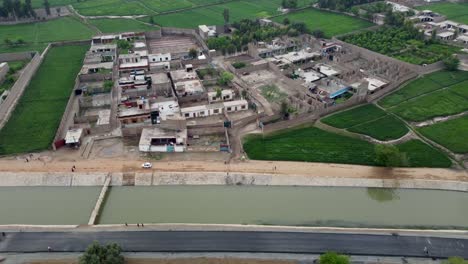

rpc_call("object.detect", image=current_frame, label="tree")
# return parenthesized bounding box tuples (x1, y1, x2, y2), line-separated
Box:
(104, 80, 113, 92)
(374, 144, 401, 167)
(283, 17, 290, 25)
(312, 29, 324, 38)
(223, 8, 229, 31)
(3, 0, 13, 17)
(215, 87, 222, 98)
(188, 48, 198, 59)
(282, 0, 298, 9)
(320, 252, 350, 264)
(4, 38, 12, 46)
(280, 100, 290, 119)
(43, 0, 50, 16)
(290, 22, 307, 34)
(79, 241, 124, 264)
(149, 16, 154, 25)
(116, 39, 131, 50)
(443, 56, 460, 71)
(443, 257, 468, 264)
(223, 8, 229, 24)
(218, 71, 233, 86)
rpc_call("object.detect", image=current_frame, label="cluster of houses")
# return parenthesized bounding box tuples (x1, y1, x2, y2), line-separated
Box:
(372, 1, 468, 46)
(254, 38, 388, 105)
(108, 31, 249, 153)
(415, 12, 468, 44)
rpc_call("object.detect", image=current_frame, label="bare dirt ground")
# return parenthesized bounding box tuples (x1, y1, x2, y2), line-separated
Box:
(0, 152, 467, 182)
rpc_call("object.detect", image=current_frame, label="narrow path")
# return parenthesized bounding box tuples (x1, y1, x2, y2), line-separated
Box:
(384, 77, 468, 110)
(372, 102, 464, 169)
(68, 5, 102, 34)
(315, 120, 415, 145)
(412, 110, 468, 127)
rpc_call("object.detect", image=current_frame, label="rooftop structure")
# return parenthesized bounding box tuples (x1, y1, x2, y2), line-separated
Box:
(150, 99, 181, 120)
(207, 89, 234, 103)
(139, 126, 187, 153)
(198, 25, 217, 39)
(170, 69, 197, 82)
(316, 64, 340, 77)
(174, 79, 204, 96)
(65, 128, 83, 145)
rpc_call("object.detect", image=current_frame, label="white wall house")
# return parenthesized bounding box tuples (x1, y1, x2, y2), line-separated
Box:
(181, 100, 248, 119)
(207, 89, 234, 103)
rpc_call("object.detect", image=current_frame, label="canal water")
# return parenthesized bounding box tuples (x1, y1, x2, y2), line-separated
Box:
(0, 186, 467, 228)
(0, 186, 100, 225)
(98, 186, 468, 229)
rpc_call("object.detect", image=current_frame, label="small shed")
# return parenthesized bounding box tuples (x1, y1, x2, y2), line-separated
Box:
(65, 128, 84, 147)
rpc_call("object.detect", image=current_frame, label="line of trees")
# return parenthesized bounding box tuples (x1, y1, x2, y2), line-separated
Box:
(318, 0, 380, 11)
(206, 19, 308, 55)
(0, 0, 36, 19)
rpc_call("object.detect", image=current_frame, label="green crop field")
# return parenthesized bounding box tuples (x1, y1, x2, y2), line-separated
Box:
(0, 45, 88, 155)
(390, 89, 468, 122)
(416, 2, 468, 24)
(397, 140, 452, 168)
(73, 0, 153, 16)
(243, 126, 450, 167)
(143, 0, 285, 28)
(90, 18, 159, 33)
(31, 0, 75, 8)
(321, 104, 408, 140)
(379, 70, 468, 108)
(419, 115, 468, 154)
(0, 17, 95, 54)
(348, 115, 409, 141)
(272, 8, 373, 38)
(321, 104, 387, 128)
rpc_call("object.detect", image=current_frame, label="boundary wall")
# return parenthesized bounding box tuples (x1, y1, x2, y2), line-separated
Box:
(0, 171, 467, 192)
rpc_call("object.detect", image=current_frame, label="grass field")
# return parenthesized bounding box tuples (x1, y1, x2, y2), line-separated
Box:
(31, 0, 75, 8)
(90, 18, 159, 33)
(321, 104, 408, 141)
(397, 140, 452, 168)
(0, 17, 95, 54)
(416, 2, 468, 24)
(0, 45, 88, 155)
(243, 126, 450, 167)
(348, 115, 409, 141)
(143, 0, 286, 28)
(419, 115, 468, 154)
(272, 8, 373, 38)
(390, 88, 468, 122)
(321, 104, 387, 129)
(73, 0, 154, 16)
(379, 70, 468, 108)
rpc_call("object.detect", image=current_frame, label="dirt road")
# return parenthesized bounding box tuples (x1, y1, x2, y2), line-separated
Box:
(0, 156, 467, 182)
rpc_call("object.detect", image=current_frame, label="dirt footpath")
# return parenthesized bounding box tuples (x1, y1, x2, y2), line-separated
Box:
(0, 155, 467, 183)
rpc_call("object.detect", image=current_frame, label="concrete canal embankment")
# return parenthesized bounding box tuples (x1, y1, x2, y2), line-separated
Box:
(0, 171, 467, 192)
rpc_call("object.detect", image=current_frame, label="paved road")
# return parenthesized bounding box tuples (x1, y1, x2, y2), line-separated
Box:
(0, 231, 467, 258)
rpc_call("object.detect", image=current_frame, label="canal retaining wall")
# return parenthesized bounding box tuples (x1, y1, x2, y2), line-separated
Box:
(0, 172, 467, 192)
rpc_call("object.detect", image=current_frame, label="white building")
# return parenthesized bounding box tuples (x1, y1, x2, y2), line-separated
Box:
(207, 89, 234, 103)
(198, 25, 217, 40)
(139, 127, 187, 153)
(0, 62, 9, 83)
(181, 100, 248, 119)
(174, 79, 204, 96)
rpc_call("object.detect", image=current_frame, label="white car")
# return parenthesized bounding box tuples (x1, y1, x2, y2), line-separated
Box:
(141, 162, 152, 169)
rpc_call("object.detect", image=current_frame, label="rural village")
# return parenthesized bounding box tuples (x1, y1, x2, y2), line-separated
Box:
(0, 0, 468, 263)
